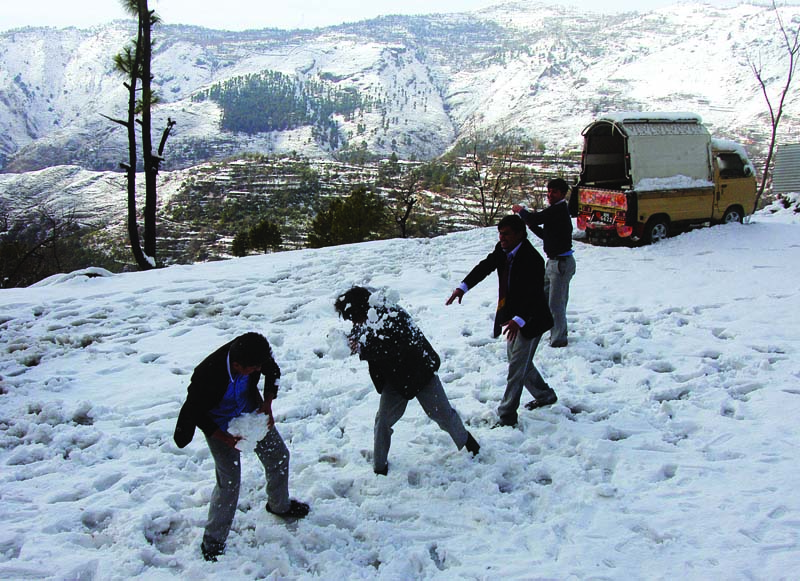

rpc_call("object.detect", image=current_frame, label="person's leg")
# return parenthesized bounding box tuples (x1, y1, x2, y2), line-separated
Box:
(203, 433, 242, 554)
(499, 334, 552, 424)
(254, 426, 291, 514)
(521, 333, 558, 409)
(373, 388, 408, 474)
(547, 256, 575, 347)
(415, 375, 469, 448)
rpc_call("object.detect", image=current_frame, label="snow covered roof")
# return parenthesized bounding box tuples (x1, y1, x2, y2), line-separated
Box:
(599, 111, 703, 124)
(582, 112, 709, 138)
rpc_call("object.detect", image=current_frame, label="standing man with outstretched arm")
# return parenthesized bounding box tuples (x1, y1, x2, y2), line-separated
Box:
(513, 177, 576, 348)
(446, 215, 557, 428)
(174, 332, 309, 562)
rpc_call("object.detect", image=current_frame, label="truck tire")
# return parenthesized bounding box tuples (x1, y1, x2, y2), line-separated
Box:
(643, 217, 670, 244)
(721, 206, 744, 224)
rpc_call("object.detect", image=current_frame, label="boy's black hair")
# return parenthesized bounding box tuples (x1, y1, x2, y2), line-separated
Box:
(229, 332, 270, 367)
(334, 286, 372, 321)
(547, 177, 569, 194)
(497, 214, 527, 236)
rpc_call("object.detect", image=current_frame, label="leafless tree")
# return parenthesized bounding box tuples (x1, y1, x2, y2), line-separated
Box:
(452, 128, 527, 227)
(387, 169, 421, 238)
(0, 206, 85, 288)
(747, 1, 799, 213)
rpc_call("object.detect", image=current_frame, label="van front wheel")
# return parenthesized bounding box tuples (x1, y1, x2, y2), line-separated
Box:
(643, 217, 669, 244)
(721, 206, 744, 224)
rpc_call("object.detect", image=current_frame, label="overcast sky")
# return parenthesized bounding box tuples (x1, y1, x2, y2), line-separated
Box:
(1, 0, 736, 32)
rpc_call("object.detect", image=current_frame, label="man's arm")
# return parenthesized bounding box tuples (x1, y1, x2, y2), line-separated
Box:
(258, 347, 281, 428)
(257, 393, 276, 429)
(447, 248, 501, 305)
(515, 206, 547, 240)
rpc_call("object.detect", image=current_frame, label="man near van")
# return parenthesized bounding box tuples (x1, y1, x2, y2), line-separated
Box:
(446, 215, 556, 428)
(174, 332, 309, 562)
(512, 177, 576, 348)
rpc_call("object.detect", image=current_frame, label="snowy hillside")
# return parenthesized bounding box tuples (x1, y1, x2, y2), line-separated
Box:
(1, 2, 798, 171)
(1, 199, 799, 579)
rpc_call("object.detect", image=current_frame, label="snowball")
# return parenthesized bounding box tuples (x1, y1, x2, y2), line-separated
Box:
(227, 413, 268, 453)
(326, 330, 352, 360)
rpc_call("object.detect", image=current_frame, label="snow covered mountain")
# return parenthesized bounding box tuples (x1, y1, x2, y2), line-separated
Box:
(1, 1, 797, 172)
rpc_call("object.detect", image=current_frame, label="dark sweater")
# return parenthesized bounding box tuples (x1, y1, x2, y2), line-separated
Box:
(353, 306, 440, 400)
(519, 201, 573, 259)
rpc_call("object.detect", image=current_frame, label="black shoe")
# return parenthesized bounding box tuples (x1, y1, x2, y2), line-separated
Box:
(465, 432, 480, 455)
(201, 541, 224, 562)
(525, 393, 558, 411)
(374, 464, 388, 476)
(491, 419, 517, 429)
(550, 340, 568, 348)
(266, 499, 310, 519)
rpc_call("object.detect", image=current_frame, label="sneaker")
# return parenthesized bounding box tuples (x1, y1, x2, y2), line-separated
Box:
(201, 541, 224, 562)
(266, 499, 310, 519)
(524, 393, 558, 411)
(465, 432, 480, 455)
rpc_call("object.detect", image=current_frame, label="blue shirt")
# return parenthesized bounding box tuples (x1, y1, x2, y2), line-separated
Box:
(208, 354, 258, 432)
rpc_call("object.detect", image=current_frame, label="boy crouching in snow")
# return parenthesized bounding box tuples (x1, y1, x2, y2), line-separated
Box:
(173, 332, 309, 562)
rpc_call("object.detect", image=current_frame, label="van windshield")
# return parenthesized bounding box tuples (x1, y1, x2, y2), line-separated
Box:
(716, 153, 748, 178)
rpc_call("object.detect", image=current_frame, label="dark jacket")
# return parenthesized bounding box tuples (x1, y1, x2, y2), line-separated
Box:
(519, 201, 573, 259)
(173, 339, 281, 448)
(462, 238, 553, 339)
(353, 306, 440, 400)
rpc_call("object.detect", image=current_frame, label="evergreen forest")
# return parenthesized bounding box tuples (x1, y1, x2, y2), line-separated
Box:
(192, 70, 372, 149)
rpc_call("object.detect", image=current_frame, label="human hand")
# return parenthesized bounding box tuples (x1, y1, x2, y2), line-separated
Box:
(347, 334, 361, 355)
(212, 428, 243, 449)
(446, 288, 464, 305)
(257, 399, 276, 429)
(502, 320, 521, 342)
(512, 204, 523, 213)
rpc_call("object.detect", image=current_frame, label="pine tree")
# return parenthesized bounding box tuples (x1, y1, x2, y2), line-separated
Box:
(307, 186, 388, 248)
(105, 0, 174, 269)
(248, 219, 283, 253)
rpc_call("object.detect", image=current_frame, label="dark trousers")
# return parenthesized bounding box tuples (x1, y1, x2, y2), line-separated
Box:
(202, 426, 290, 549)
(373, 375, 469, 473)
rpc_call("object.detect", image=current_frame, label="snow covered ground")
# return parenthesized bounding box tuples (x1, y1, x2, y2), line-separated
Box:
(1, 199, 799, 580)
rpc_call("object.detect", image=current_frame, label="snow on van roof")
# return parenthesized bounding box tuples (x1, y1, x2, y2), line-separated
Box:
(712, 137, 756, 173)
(599, 111, 703, 124)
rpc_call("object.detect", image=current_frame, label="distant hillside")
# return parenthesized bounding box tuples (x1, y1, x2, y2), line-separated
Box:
(0, 2, 797, 172)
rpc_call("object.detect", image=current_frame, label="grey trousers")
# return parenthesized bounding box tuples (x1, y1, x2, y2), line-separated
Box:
(544, 255, 576, 346)
(497, 333, 552, 425)
(373, 375, 469, 473)
(202, 426, 290, 549)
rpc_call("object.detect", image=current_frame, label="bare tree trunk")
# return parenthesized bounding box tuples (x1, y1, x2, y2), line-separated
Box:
(139, 0, 157, 264)
(126, 21, 149, 270)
